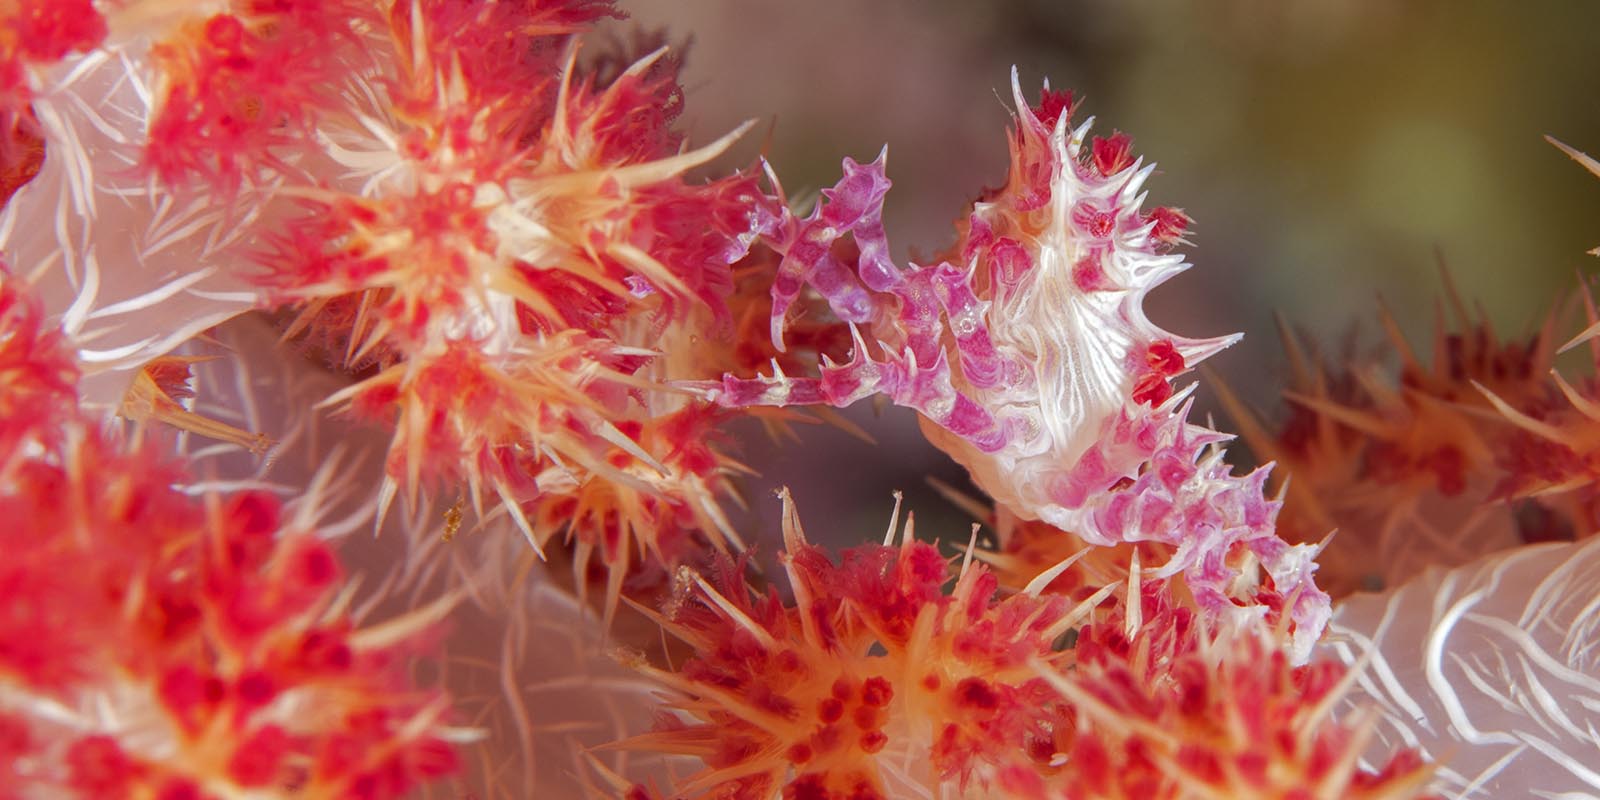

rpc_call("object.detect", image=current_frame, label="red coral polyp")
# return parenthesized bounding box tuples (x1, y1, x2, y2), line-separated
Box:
(241, 1, 777, 610)
(1030, 583, 1436, 800)
(0, 262, 79, 453)
(145, 5, 367, 189)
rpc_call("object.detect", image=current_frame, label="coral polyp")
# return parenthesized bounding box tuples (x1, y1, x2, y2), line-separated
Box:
(616, 491, 1086, 799)
(1216, 293, 1567, 596)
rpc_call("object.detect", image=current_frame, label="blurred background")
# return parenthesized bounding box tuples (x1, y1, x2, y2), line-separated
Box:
(605, 1, 1600, 554)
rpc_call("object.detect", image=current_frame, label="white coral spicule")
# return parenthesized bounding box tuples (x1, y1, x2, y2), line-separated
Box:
(1328, 536, 1600, 799)
(1, 50, 274, 407)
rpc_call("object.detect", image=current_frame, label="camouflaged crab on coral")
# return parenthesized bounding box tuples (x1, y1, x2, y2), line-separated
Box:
(2, 1, 1599, 799)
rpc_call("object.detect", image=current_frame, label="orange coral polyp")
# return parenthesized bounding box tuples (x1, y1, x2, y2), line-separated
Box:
(621, 493, 1085, 798)
(119, 355, 272, 454)
(1217, 288, 1591, 596)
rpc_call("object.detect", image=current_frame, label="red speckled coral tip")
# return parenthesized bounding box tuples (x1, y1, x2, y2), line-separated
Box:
(0, 262, 79, 449)
(613, 491, 1079, 798)
(144, 5, 366, 189)
(0, 0, 106, 108)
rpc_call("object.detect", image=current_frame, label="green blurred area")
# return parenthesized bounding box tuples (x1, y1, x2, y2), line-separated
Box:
(616, 0, 1600, 545)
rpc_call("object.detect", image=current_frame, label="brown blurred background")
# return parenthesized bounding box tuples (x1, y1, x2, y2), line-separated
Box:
(605, 1, 1600, 556)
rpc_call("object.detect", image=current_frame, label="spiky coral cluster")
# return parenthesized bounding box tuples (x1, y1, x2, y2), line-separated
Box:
(0, 0, 373, 392)
(1219, 152, 1600, 599)
(258, 0, 777, 601)
(617, 492, 1081, 798)
(1215, 289, 1572, 596)
(2, 0, 789, 612)
(1005, 581, 1435, 800)
(1, 0, 378, 189)
(0, 265, 462, 799)
(616, 493, 1433, 800)
(701, 72, 1329, 659)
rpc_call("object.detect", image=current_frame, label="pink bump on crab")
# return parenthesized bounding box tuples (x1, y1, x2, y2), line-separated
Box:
(701, 69, 1330, 660)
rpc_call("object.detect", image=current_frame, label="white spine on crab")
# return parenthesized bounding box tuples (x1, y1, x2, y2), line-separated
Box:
(936, 70, 1329, 657)
(1327, 535, 1600, 798)
(0, 48, 270, 409)
(925, 69, 1238, 535)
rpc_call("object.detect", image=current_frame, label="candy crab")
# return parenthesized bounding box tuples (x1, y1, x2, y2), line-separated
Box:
(699, 70, 1331, 659)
